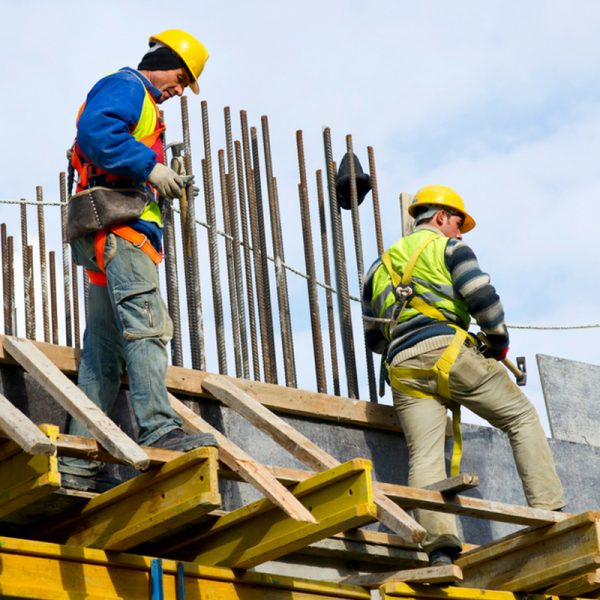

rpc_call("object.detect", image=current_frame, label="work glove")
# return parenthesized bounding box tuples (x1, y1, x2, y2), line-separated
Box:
(148, 163, 195, 199)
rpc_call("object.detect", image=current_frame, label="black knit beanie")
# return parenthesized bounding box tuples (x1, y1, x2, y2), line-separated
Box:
(137, 42, 187, 72)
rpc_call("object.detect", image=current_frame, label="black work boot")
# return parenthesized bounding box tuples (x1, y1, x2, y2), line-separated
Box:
(150, 427, 217, 451)
(60, 471, 121, 493)
(429, 546, 460, 566)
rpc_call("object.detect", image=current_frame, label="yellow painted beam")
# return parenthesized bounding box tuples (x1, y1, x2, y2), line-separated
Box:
(45, 446, 221, 551)
(0, 535, 370, 599)
(168, 458, 378, 568)
(380, 582, 558, 600)
(0, 424, 60, 519)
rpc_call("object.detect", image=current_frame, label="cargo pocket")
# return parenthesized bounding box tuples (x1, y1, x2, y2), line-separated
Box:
(113, 282, 173, 343)
(449, 345, 493, 394)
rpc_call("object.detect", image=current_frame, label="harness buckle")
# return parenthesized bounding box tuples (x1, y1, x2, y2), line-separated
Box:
(395, 283, 414, 300)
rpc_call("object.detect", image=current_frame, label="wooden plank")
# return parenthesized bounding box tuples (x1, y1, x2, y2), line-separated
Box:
(166, 458, 379, 568)
(342, 564, 462, 588)
(44, 447, 221, 551)
(377, 481, 568, 526)
(456, 511, 600, 591)
(202, 374, 426, 544)
(545, 569, 600, 596)
(0, 393, 55, 455)
(0, 423, 61, 518)
(3, 336, 149, 470)
(0, 536, 371, 600)
(425, 473, 479, 495)
(380, 582, 528, 600)
(169, 392, 316, 524)
(0, 336, 401, 433)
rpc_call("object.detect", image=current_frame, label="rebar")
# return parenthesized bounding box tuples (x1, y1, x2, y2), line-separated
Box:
(240, 110, 275, 384)
(316, 170, 341, 396)
(200, 101, 227, 374)
(218, 150, 242, 377)
(296, 130, 326, 393)
(83, 270, 89, 321)
(346, 135, 377, 402)
(21, 202, 35, 339)
(261, 116, 296, 387)
(27, 246, 35, 339)
(367, 146, 384, 256)
(160, 113, 183, 367)
(322, 128, 359, 398)
(180, 95, 205, 371)
(224, 107, 249, 379)
(235, 140, 260, 381)
(59, 173, 73, 347)
(7, 236, 16, 334)
(49, 251, 58, 344)
(250, 125, 278, 383)
(36, 186, 50, 343)
(1, 224, 9, 334)
(71, 259, 81, 349)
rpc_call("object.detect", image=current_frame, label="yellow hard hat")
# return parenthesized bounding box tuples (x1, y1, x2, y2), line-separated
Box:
(408, 185, 476, 233)
(149, 29, 209, 95)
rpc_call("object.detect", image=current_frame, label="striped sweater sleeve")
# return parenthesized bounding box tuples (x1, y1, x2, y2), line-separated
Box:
(445, 239, 509, 353)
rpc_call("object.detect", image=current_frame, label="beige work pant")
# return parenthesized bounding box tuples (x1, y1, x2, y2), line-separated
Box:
(390, 337, 565, 553)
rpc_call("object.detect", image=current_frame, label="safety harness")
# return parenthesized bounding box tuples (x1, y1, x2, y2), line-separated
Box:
(381, 231, 473, 476)
(86, 225, 163, 287)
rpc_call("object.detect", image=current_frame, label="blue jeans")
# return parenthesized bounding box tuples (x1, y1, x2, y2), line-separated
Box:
(60, 232, 181, 476)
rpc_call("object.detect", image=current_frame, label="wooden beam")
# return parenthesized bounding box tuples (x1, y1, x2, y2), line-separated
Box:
(0, 392, 55, 455)
(377, 481, 568, 526)
(0, 335, 401, 433)
(45, 447, 221, 551)
(169, 392, 316, 524)
(342, 564, 462, 588)
(545, 569, 600, 596)
(380, 582, 528, 600)
(2, 336, 149, 470)
(0, 424, 60, 518)
(202, 374, 426, 544)
(457, 511, 600, 591)
(166, 458, 379, 568)
(425, 473, 479, 495)
(0, 536, 371, 600)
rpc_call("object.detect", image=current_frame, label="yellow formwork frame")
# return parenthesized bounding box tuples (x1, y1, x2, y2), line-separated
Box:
(0, 535, 370, 600)
(173, 458, 378, 568)
(0, 423, 60, 519)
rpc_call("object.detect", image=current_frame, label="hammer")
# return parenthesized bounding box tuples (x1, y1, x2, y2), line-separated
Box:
(476, 332, 527, 386)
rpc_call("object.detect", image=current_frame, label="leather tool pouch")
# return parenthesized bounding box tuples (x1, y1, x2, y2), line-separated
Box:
(67, 186, 149, 241)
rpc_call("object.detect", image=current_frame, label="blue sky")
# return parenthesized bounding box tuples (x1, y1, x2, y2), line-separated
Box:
(2, 0, 600, 431)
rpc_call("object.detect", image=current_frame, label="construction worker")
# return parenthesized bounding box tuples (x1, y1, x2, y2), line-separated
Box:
(362, 185, 565, 566)
(59, 30, 216, 492)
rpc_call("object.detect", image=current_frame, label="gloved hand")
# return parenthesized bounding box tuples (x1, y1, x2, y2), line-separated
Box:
(481, 343, 509, 361)
(148, 163, 195, 199)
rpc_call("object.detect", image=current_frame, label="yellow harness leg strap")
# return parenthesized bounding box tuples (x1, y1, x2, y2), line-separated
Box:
(383, 232, 469, 476)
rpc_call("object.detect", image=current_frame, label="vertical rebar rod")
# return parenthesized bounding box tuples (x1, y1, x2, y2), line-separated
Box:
(367, 146, 384, 256)
(25, 244, 35, 340)
(59, 173, 73, 347)
(218, 149, 242, 377)
(83, 272, 89, 321)
(21, 202, 35, 339)
(235, 140, 260, 381)
(7, 236, 16, 335)
(224, 107, 249, 379)
(259, 118, 295, 385)
(316, 170, 341, 396)
(200, 101, 227, 374)
(1, 224, 9, 334)
(36, 187, 50, 342)
(346, 135, 377, 402)
(296, 130, 326, 393)
(251, 126, 278, 383)
(160, 114, 183, 367)
(180, 95, 205, 371)
(49, 251, 59, 344)
(71, 260, 81, 349)
(240, 112, 272, 383)
(322, 127, 359, 398)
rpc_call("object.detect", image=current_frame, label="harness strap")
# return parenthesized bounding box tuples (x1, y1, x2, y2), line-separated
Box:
(86, 225, 163, 286)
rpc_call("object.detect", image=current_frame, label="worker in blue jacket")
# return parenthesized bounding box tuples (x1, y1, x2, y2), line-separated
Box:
(60, 30, 216, 492)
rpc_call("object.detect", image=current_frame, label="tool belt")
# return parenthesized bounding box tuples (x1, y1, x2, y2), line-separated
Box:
(86, 225, 163, 287)
(67, 186, 149, 241)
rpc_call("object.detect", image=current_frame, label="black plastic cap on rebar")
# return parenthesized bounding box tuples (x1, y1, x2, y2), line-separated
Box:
(335, 152, 372, 210)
